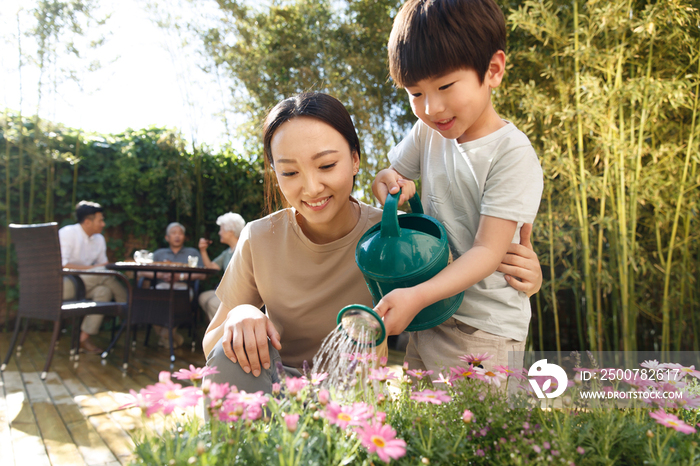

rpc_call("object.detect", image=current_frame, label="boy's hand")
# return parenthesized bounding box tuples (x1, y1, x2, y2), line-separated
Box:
(372, 168, 416, 206)
(497, 223, 542, 297)
(373, 287, 425, 336)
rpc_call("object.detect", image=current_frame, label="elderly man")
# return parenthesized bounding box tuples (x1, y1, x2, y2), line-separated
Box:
(147, 222, 206, 347)
(60, 201, 127, 354)
(197, 213, 246, 321)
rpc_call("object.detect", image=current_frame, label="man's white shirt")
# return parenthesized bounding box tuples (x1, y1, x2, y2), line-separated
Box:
(58, 223, 108, 267)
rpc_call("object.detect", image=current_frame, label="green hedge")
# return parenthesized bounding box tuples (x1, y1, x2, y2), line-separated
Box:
(0, 113, 265, 321)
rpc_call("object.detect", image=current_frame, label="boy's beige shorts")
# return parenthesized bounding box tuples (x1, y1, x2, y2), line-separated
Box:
(404, 317, 526, 376)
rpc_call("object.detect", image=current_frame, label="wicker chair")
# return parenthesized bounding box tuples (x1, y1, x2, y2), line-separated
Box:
(0, 223, 132, 379)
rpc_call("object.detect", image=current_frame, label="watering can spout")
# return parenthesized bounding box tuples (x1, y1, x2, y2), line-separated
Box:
(337, 305, 386, 346)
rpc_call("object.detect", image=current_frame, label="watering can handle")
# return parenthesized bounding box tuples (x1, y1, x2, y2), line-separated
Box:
(380, 191, 423, 238)
(409, 193, 423, 214)
(380, 192, 401, 238)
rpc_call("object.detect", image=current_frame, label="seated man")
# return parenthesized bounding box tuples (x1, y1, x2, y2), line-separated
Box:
(60, 201, 127, 354)
(146, 222, 206, 347)
(197, 212, 246, 321)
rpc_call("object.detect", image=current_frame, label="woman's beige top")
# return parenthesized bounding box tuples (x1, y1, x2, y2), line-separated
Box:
(216, 199, 383, 369)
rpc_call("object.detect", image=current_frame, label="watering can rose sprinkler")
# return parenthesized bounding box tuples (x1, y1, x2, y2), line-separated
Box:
(337, 191, 464, 346)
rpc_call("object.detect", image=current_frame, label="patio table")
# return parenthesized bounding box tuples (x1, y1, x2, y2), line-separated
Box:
(106, 261, 217, 362)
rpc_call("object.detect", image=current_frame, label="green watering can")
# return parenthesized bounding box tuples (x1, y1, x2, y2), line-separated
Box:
(342, 191, 464, 340)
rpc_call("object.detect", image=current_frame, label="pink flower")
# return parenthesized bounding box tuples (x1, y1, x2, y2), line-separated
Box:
(173, 364, 219, 383)
(375, 411, 387, 423)
(285, 377, 308, 395)
(207, 382, 232, 402)
(218, 398, 242, 422)
(407, 369, 434, 380)
(533, 445, 541, 453)
(494, 364, 526, 380)
(318, 389, 330, 406)
(244, 403, 263, 421)
(462, 409, 474, 423)
(306, 372, 328, 386)
(476, 368, 508, 387)
(660, 363, 700, 380)
(410, 389, 452, 405)
(577, 446, 585, 455)
(649, 410, 697, 434)
(272, 383, 281, 395)
(355, 421, 406, 462)
(342, 352, 374, 363)
(432, 372, 454, 387)
(142, 381, 201, 416)
(450, 365, 485, 382)
(675, 391, 700, 410)
(459, 352, 493, 367)
(475, 449, 485, 457)
(228, 390, 269, 408)
(378, 356, 388, 366)
(284, 413, 300, 432)
(641, 360, 662, 370)
(123, 389, 149, 412)
(369, 367, 398, 382)
(325, 402, 372, 429)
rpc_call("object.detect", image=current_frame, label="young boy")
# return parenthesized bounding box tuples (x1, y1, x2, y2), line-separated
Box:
(372, 0, 543, 373)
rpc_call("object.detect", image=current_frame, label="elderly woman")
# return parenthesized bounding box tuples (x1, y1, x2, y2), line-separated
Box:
(198, 212, 246, 321)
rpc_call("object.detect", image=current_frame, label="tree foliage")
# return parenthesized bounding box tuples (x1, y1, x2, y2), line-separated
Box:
(200, 0, 411, 200)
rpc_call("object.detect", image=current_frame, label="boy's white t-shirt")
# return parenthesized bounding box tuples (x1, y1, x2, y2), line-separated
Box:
(389, 119, 543, 341)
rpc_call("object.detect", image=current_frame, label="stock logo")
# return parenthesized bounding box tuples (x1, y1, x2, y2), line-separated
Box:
(528, 359, 568, 399)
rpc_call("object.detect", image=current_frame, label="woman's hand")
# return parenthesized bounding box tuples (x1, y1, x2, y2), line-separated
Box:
(198, 237, 212, 250)
(497, 223, 542, 297)
(220, 304, 282, 377)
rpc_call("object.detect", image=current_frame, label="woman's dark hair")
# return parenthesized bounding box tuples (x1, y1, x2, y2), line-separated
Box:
(262, 92, 362, 214)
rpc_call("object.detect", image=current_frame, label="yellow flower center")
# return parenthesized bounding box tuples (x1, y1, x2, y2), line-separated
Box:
(338, 413, 352, 421)
(165, 390, 180, 400)
(485, 371, 496, 377)
(372, 436, 386, 448)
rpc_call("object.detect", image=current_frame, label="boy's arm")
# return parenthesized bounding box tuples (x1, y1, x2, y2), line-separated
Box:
(374, 215, 517, 336)
(372, 168, 417, 206)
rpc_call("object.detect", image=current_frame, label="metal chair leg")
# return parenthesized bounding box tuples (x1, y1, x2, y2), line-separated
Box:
(17, 318, 30, 352)
(102, 320, 127, 359)
(1, 317, 23, 372)
(41, 321, 62, 380)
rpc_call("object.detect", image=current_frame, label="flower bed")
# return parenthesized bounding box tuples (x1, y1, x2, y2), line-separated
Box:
(126, 355, 700, 465)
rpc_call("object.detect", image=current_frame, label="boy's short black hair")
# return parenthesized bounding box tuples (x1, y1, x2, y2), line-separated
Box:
(388, 0, 506, 88)
(75, 200, 103, 224)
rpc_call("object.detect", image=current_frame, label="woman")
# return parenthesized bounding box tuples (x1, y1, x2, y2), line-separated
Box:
(203, 93, 541, 393)
(198, 212, 246, 321)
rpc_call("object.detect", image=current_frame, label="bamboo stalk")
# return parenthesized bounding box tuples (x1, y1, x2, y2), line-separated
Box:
(573, 0, 596, 350)
(547, 189, 561, 357)
(660, 55, 700, 356)
(628, 25, 656, 353)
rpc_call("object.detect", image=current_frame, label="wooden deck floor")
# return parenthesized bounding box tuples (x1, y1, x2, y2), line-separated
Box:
(0, 327, 407, 466)
(0, 327, 208, 466)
